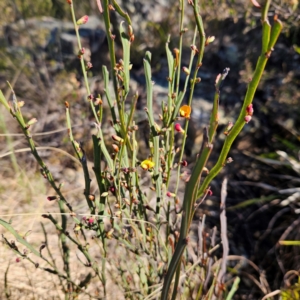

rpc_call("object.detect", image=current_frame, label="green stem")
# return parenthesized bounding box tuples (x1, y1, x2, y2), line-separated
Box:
(102, 0, 128, 144)
(143, 51, 162, 216)
(197, 54, 268, 198)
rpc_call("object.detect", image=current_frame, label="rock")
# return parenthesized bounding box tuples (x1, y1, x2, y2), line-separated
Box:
(4, 16, 106, 70)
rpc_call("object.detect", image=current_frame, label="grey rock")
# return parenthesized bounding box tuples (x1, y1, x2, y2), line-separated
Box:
(4, 16, 106, 67)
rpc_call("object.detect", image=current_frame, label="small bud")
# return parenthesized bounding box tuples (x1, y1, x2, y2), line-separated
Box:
(246, 104, 254, 116)
(109, 186, 116, 194)
(79, 48, 85, 55)
(16, 257, 21, 263)
(88, 94, 94, 101)
(40, 169, 47, 178)
(205, 36, 215, 46)
(180, 28, 188, 34)
(203, 167, 209, 174)
(112, 135, 124, 143)
(88, 194, 95, 201)
(154, 123, 161, 133)
(190, 44, 199, 53)
(223, 121, 234, 136)
(182, 66, 190, 75)
(26, 118, 37, 127)
(129, 34, 135, 43)
(18, 101, 25, 108)
(76, 15, 89, 25)
(112, 144, 119, 153)
(65, 101, 69, 108)
(86, 62, 93, 70)
(180, 160, 188, 167)
(207, 189, 213, 196)
(227, 157, 234, 164)
(66, 0, 72, 4)
(175, 123, 185, 133)
(94, 97, 102, 105)
(88, 218, 94, 225)
(166, 191, 176, 197)
(47, 196, 57, 201)
(244, 115, 252, 123)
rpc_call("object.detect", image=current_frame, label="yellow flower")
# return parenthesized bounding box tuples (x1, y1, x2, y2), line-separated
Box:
(140, 160, 155, 170)
(179, 105, 191, 118)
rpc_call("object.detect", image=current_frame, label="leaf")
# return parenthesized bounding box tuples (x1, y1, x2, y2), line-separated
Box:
(0, 218, 41, 258)
(120, 22, 131, 96)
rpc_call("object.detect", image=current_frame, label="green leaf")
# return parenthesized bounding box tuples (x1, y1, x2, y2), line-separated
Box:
(120, 22, 131, 96)
(0, 218, 42, 258)
(268, 18, 283, 51)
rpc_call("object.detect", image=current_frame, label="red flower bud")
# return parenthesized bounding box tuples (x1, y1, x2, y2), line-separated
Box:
(76, 15, 89, 26)
(246, 104, 254, 116)
(88, 218, 94, 225)
(207, 189, 213, 196)
(175, 123, 185, 133)
(166, 191, 176, 197)
(180, 160, 188, 167)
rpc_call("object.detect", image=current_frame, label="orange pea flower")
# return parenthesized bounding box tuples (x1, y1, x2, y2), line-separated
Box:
(179, 105, 191, 118)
